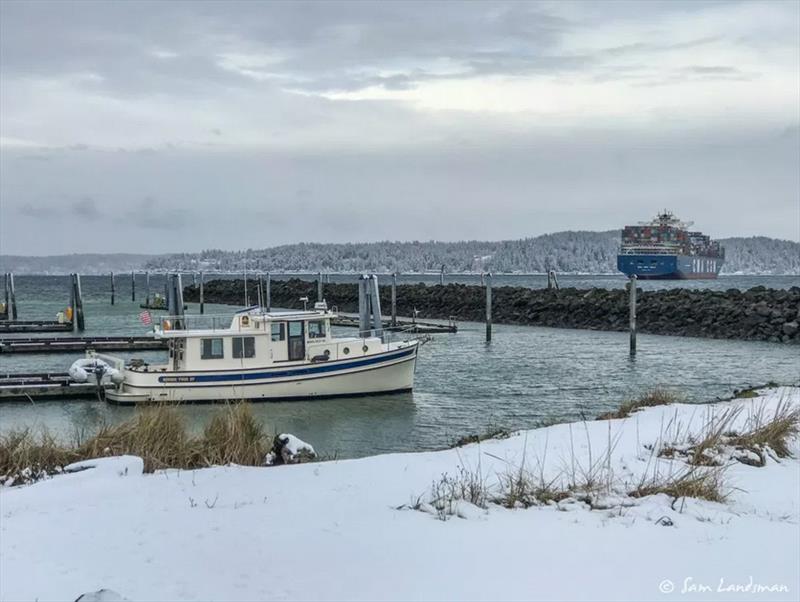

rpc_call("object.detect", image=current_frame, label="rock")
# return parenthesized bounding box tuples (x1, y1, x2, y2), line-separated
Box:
(185, 279, 799, 344)
(782, 321, 798, 336)
(268, 434, 317, 465)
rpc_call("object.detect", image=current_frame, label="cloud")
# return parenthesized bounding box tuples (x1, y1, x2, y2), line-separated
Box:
(17, 202, 54, 219)
(71, 196, 103, 220)
(0, 0, 798, 253)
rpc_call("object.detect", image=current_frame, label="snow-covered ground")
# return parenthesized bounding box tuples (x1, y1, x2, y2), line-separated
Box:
(2, 388, 799, 602)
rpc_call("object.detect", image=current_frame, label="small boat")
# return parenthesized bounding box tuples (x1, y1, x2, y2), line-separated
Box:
(99, 304, 421, 404)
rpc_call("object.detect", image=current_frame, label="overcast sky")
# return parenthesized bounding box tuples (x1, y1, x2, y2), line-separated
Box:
(1, 0, 798, 255)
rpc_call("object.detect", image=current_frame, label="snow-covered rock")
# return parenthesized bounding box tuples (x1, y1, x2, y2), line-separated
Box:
(273, 433, 316, 464)
(64, 455, 144, 477)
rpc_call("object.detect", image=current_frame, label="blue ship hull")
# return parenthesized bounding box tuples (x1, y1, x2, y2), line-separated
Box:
(617, 254, 723, 279)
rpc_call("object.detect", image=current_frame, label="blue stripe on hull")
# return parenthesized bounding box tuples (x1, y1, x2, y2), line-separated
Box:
(156, 345, 417, 384)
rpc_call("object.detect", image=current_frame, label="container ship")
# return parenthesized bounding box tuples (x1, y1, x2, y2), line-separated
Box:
(617, 212, 725, 279)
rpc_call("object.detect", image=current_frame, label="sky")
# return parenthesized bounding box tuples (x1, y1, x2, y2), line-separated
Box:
(0, 0, 798, 255)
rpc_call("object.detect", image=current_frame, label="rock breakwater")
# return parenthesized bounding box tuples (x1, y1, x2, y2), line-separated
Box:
(184, 279, 800, 344)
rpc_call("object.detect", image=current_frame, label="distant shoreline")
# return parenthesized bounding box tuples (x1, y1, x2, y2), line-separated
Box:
(3, 271, 800, 277)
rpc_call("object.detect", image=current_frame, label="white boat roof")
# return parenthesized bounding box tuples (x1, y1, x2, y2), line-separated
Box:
(155, 308, 337, 338)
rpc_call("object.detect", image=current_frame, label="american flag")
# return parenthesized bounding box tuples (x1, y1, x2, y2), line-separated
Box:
(139, 310, 152, 326)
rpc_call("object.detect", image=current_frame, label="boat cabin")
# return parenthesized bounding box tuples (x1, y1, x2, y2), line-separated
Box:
(152, 309, 383, 372)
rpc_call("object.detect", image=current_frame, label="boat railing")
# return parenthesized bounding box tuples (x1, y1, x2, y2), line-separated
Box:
(156, 313, 237, 332)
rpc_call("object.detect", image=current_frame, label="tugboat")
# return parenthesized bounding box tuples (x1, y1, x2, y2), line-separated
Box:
(617, 211, 725, 279)
(97, 303, 420, 404)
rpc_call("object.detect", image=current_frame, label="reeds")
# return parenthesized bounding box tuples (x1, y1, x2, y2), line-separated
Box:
(201, 403, 269, 467)
(0, 402, 274, 484)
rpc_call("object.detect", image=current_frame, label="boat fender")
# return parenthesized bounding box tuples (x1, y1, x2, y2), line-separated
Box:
(163, 319, 172, 331)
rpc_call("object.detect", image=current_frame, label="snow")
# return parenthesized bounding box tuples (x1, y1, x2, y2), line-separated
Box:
(63, 456, 144, 478)
(74, 590, 129, 602)
(1, 388, 798, 601)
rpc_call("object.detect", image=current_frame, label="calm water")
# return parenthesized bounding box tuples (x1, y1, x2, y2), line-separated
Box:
(1, 275, 799, 458)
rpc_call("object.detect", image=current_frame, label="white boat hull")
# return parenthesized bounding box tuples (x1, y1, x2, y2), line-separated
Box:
(105, 343, 417, 404)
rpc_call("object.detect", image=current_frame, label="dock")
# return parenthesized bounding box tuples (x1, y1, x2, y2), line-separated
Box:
(331, 314, 457, 334)
(0, 336, 168, 354)
(0, 320, 73, 334)
(0, 372, 108, 402)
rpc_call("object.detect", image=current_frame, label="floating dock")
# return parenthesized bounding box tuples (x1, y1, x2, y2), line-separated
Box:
(0, 336, 168, 354)
(0, 372, 108, 402)
(331, 314, 457, 334)
(0, 320, 73, 334)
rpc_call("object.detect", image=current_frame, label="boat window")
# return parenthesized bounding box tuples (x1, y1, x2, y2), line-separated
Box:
(201, 338, 224, 360)
(289, 321, 303, 337)
(308, 320, 326, 339)
(232, 336, 256, 359)
(271, 322, 285, 342)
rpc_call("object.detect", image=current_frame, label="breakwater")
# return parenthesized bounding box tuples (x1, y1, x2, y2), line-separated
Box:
(184, 279, 800, 344)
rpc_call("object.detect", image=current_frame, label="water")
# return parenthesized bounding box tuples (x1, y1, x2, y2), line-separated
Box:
(1, 275, 799, 458)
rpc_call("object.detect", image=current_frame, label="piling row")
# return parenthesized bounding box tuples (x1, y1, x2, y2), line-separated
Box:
(185, 278, 800, 344)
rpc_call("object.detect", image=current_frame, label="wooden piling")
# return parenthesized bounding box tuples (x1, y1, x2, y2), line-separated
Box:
(73, 274, 85, 331)
(8, 273, 17, 320)
(485, 272, 492, 342)
(391, 272, 397, 327)
(440, 264, 445, 286)
(628, 275, 637, 355)
(243, 267, 249, 307)
(110, 272, 115, 305)
(199, 271, 204, 314)
(265, 272, 271, 312)
(131, 271, 136, 301)
(145, 272, 151, 307)
(317, 272, 323, 302)
(3, 274, 9, 319)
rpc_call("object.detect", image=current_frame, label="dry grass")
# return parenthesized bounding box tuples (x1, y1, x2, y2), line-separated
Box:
(630, 466, 727, 504)
(730, 400, 800, 459)
(80, 405, 197, 472)
(450, 427, 511, 448)
(0, 429, 80, 483)
(493, 468, 572, 508)
(201, 403, 269, 466)
(0, 403, 274, 484)
(685, 407, 743, 466)
(597, 388, 680, 420)
(657, 400, 799, 467)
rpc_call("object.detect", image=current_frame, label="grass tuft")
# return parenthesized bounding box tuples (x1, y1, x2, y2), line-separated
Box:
(730, 400, 799, 459)
(450, 427, 511, 448)
(597, 388, 680, 420)
(201, 403, 268, 467)
(631, 466, 727, 504)
(79, 405, 196, 472)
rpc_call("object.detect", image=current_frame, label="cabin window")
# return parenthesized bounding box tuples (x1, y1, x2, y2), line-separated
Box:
(308, 320, 326, 339)
(201, 338, 224, 359)
(271, 322, 285, 342)
(233, 336, 256, 359)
